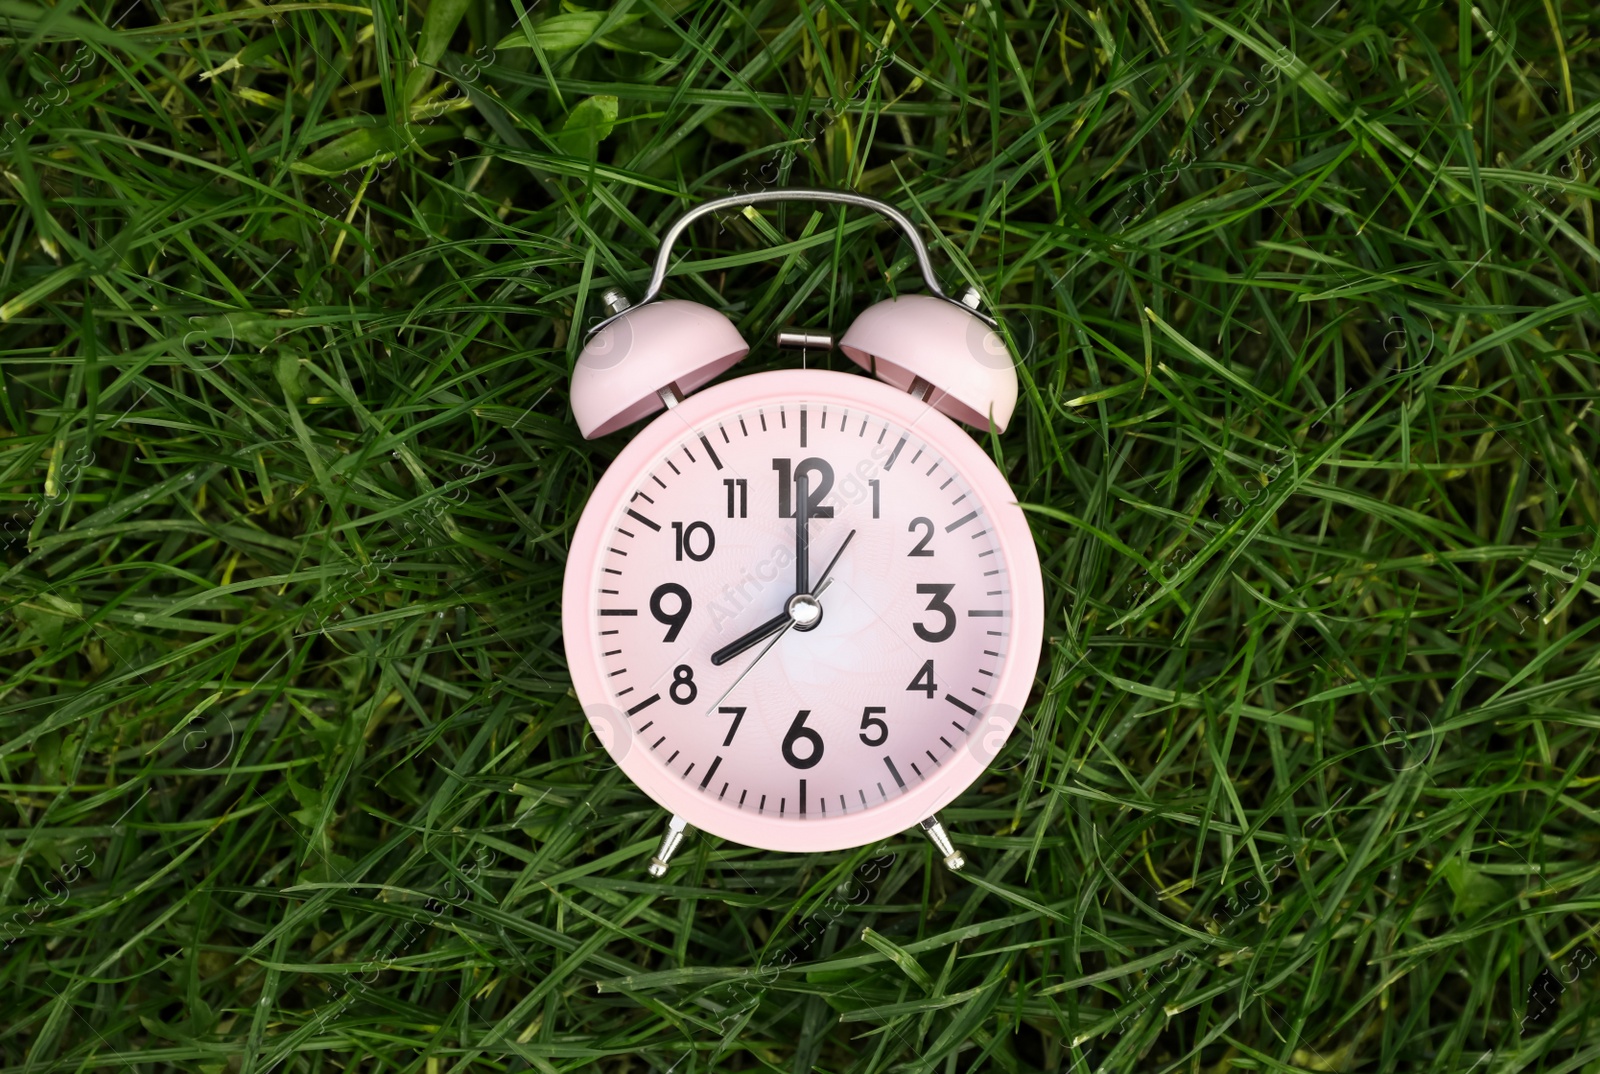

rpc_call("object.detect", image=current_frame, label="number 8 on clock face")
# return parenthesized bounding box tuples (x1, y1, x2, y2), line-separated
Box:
(562, 189, 1044, 866)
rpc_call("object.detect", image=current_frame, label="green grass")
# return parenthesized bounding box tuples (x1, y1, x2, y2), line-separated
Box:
(2, 0, 1600, 1069)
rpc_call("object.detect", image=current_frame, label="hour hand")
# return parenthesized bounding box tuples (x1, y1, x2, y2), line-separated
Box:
(709, 608, 791, 666)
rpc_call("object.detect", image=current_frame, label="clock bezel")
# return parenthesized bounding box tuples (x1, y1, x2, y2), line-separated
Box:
(562, 367, 1045, 853)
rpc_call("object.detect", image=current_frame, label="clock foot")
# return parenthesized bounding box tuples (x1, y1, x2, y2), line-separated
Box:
(918, 815, 965, 871)
(646, 814, 689, 877)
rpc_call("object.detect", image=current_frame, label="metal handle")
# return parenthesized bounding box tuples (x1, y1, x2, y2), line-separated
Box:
(589, 189, 983, 336)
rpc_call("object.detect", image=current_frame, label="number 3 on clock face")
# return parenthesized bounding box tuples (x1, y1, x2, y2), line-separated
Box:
(562, 368, 1045, 855)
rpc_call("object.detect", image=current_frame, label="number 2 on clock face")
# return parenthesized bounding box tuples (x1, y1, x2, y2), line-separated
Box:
(586, 400, 1014, 821)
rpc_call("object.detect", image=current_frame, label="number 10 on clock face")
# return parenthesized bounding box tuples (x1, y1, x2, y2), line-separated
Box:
(563, 371, 1041, 853)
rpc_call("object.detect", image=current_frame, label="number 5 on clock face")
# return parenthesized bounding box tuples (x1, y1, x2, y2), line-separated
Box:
(562, 368, 1044, 855)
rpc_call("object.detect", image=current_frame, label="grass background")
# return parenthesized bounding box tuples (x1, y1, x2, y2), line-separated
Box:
(2, 0, 1600, 1069)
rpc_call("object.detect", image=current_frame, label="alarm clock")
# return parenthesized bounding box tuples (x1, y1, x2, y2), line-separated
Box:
(561, 190, 1044, 875)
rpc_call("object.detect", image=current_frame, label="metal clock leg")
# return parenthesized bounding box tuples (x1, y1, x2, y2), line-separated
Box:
(918, 815, 965, 872)
(646, 814, 689, 877)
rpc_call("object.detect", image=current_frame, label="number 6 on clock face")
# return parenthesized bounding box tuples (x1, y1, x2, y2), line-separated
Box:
(563, 368, 1044, 855)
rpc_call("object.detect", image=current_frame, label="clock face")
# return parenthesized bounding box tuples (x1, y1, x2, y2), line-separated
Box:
(563, 369, 1043, 853)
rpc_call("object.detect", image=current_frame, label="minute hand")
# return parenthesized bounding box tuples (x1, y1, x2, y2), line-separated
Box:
(795, 470, 810, 595)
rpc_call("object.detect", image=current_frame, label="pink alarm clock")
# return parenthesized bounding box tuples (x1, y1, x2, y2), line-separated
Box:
(561, 190, 1044, 874)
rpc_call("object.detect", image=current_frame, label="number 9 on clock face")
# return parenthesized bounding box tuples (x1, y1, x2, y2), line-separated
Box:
(562, 369, 1044, 854)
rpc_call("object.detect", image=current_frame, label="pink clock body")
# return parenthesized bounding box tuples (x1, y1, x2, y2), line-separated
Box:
(562, 367, 1044, 854)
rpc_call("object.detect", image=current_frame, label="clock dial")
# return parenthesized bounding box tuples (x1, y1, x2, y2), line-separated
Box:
(576, 389, 1019, 825)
